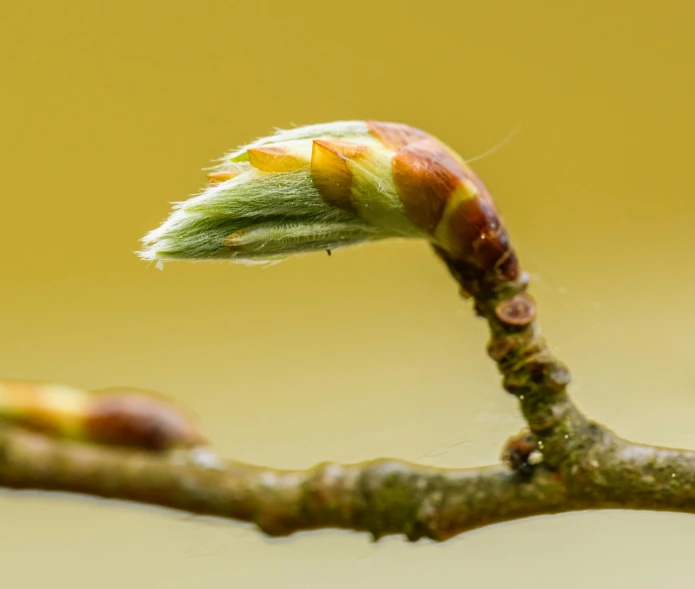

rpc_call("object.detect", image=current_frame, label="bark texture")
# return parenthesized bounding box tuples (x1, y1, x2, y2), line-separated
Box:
(1, 247, 694, 540)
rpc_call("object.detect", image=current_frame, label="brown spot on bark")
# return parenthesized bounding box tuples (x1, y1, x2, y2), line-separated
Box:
(366, 120, 432, 150)
(502, 430, 539, 477)
(207, 170, 239, 183)
(247, 147, 307, 173)
(494, 294, 537, 328)
(310, 140, 366, 214)
(487, 335, 517, 363)
(85, 388, 204, 452)
(392, 138, 470, 233)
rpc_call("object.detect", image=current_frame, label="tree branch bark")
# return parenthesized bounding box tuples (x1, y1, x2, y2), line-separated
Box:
(0, 424, 569, 540)
(3, 421, 695, 541)
(1, 247, 694, 540)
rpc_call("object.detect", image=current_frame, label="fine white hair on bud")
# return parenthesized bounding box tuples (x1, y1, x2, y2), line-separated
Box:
(139, 121, 396, 265)
(139, 120, 519, 288)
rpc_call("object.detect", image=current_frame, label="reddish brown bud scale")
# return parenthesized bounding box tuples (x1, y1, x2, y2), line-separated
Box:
(366, 120, 432, 150)
(85, 388, 205, 452)
(386, 128, 518, 288)
(310, 140, 367, 214)
(445, 197, 505, 266)
(392, 138, 470, 234)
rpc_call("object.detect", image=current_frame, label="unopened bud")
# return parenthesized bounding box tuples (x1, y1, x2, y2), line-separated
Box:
(0, 380, 204, 452)
(140, 120, 518, 285)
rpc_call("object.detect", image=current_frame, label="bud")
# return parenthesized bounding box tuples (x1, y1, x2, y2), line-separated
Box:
(139, 120, 518, 286)
(0, 380, 205, 452)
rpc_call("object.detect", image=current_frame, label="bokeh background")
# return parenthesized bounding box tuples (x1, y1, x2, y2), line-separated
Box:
(2, 1, 695, 587)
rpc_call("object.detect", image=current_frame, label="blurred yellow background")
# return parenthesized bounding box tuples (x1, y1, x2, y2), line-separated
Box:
(1, 0, 694, 587)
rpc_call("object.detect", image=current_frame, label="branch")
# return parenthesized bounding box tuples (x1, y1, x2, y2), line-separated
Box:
(2, 259, 695, 539)
(3, 119, 693, 540)
(0, 425, 567, 540)
(3, 422, 695, 541)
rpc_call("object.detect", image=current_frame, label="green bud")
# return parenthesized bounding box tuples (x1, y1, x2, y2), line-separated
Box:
(139, 120, 519, 287)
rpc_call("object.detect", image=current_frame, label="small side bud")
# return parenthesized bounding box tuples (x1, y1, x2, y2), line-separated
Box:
(0, 380, 205, 452)
(502, 429, 541, 479)
(85, 387, 205, 451)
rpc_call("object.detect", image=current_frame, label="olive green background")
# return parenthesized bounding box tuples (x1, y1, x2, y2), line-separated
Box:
(1, 1, 694, 587)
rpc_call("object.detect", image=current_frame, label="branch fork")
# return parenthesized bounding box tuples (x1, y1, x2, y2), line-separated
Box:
(2, 120, 692, 541)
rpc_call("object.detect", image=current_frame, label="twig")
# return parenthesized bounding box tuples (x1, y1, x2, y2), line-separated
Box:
(3, 120, 693, 540)
(2, 248, 695, 540)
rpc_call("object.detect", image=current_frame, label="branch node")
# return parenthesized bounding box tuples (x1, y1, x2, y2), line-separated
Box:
(502, 429, 544, 480)
(494, 294, 536, 328)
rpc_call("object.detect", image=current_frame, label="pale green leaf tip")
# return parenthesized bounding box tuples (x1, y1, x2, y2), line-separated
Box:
(138, 120, 419, 266)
